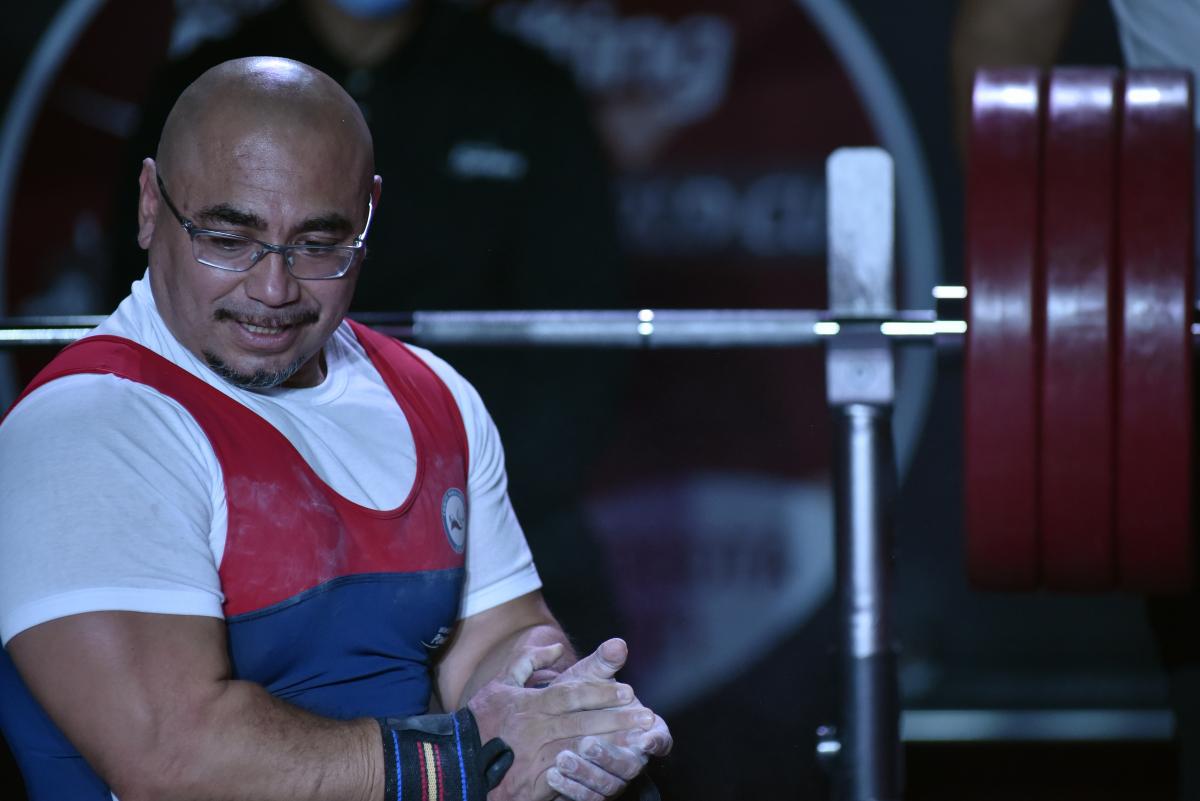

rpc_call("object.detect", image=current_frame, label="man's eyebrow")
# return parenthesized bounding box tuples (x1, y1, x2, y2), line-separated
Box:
(297, 213, 353, 235)
(196, 204, 267, 230)
(193, 207, 352, 236)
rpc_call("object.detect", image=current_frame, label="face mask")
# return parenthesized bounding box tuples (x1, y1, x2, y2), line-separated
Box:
(329, 0, 414, 19)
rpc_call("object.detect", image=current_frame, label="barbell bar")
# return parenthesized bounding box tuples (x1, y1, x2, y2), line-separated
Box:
(0, 305, 965, 348)
(5, 296, 1200, 348)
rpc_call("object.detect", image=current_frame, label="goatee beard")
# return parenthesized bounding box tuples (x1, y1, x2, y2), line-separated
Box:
(203, 350, 310, 389)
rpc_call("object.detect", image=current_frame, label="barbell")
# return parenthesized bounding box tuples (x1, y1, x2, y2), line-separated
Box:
(0, 67, 1194, 595)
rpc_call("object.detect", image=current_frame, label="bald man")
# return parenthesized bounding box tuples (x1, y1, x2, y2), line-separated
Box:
(0, 57, 668, 801)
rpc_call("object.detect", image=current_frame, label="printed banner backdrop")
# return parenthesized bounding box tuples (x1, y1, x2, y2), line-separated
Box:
(488, 0, 940, 715)
(0, 1, 174, 402)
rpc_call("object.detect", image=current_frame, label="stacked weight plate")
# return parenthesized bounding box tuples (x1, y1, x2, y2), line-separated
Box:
(966, 67, 1195, 593)
(1040, 68, 1121, 590)
(1116, 71, 1195, 593)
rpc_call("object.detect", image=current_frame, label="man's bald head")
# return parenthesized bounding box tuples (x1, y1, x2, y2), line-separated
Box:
(157, 56, 374, 189)
(139, 56, 380, 391)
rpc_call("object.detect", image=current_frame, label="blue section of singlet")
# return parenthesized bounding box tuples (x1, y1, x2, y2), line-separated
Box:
(0, 650, 110, 800)
(226, 570, 463, 718)
(0, 568, 463, 799)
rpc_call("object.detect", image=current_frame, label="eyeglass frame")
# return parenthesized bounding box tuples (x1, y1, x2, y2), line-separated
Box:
(155, 173, 374, 280)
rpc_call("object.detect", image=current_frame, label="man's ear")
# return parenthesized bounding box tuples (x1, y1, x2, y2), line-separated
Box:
(136, 158, 159, 250)
(360, 174, 382, 262)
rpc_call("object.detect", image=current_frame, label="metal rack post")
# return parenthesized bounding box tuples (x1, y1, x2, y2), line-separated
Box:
(824, 148, 902, 801)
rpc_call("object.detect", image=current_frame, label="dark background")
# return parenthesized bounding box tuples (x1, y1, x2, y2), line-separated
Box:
(2, 1, 1179, 799)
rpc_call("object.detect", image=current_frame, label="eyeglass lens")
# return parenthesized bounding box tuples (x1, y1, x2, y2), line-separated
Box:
(192, 233, 356, 279)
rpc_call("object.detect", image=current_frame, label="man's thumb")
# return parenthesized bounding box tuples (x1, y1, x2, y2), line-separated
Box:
(560, 638, 627, 682)
(505, 642, 565, 686)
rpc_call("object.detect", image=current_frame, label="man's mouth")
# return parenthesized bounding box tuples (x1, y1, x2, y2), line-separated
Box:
(214, 309, 320, 336)
(240, 321, 290, 335)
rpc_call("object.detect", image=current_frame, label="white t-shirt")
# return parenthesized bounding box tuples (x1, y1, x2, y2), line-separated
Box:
(0, 274, 541, 645)
(1109, 0, 1200, 125)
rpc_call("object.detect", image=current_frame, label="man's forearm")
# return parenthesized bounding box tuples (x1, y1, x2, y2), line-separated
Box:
(107, 679, 382, 801)
(8, 612, 386, 801)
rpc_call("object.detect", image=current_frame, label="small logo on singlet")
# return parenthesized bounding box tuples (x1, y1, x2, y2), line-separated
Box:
(441, 488, 467, 553)
(423, 626, 454, 650)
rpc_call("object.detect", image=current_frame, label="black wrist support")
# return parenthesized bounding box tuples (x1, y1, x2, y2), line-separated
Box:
(377, 707, 513, 801)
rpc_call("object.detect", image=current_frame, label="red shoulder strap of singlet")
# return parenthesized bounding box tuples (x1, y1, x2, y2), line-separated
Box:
(5, 325, 472, 473)
(346, 319, 470, 467)
(2, 335, 176, 424)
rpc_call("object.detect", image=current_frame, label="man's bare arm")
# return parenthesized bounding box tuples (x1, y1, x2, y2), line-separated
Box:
(7, 611, 382, 801)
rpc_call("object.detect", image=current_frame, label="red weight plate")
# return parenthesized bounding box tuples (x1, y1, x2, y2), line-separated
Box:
(964, 68, 1043, 589)
(1116, 70, 1194, 593)
(1039, 68, 1120, 590)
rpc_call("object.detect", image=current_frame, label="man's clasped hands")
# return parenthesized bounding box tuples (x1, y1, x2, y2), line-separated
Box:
(467, 638, 672, 801)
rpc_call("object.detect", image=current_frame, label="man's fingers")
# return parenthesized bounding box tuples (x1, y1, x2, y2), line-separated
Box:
(546, 766, 610, 801)
(576, 738, 647, 781)
(542, 681, 633, 714)
(557, 638, 627, 683)
(545, 706, 656, 742)
(558, 752, 627, 796)
(529, 769, 563, 801)
(632, 715, 673, 757)
(506, 643, 566, 687)
(555, 750, 630, 798)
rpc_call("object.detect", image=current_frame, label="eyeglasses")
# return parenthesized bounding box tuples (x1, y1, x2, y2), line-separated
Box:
(156, 174, 373, 280)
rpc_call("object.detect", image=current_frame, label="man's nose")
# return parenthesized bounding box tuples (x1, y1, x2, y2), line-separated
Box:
(243, 249, 300, 307)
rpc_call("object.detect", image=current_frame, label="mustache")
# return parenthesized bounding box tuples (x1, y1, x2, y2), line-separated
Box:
(213, 308, 321, 328)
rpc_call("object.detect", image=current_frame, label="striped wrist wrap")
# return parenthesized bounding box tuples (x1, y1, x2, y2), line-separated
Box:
(378, 708, 513, 801)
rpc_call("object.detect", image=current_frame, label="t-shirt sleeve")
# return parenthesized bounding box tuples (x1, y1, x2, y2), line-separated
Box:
(0, 374, 225, 646)
(407, 346, 542, 618)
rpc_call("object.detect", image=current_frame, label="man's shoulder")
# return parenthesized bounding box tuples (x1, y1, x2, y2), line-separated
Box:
(0, 377, 213, 497)
(5, 369, 188, 432)
(5, 295, 210, 446)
